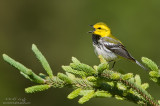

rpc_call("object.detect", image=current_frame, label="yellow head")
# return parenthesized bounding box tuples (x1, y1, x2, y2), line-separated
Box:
(92, 22, 111, 37)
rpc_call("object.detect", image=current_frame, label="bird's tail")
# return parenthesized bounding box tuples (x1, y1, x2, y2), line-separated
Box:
(135, 60, 148, 71)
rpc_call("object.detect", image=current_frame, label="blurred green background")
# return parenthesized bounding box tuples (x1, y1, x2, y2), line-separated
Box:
(0, 0, 160, 106)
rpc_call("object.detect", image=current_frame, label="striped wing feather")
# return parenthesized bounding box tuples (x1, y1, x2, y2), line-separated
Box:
(100, 37, 135, 61)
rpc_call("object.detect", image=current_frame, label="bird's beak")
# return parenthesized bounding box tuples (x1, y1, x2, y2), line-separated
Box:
(89, 25, 93, 28)
(88, 31, 93, 33)
(88, 25, 94, 33)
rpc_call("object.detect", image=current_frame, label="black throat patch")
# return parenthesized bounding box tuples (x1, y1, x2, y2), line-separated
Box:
(92, 34, 100, 45)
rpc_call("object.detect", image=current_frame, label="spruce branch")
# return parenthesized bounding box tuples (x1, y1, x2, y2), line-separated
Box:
(3, 54, 45, 83)
(32, 44, 54, 79)
(142, 57, 160, 86)
(2, 44, 160, 106)
(25, 85, 51, 93)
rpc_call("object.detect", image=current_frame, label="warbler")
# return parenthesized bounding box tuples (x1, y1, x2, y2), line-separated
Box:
(89, 22, 147, 70)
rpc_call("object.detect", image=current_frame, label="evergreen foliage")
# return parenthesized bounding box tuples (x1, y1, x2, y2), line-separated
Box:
(2, 44, 160, 106)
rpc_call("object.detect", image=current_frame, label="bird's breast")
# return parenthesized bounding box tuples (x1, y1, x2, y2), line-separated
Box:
(93, 44, 118, 61)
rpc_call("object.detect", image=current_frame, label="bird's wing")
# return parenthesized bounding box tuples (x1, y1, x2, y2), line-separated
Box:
(100, 37, 135, 61)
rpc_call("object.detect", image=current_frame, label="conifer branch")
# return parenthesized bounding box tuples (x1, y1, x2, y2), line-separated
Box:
(32, 44, 54, 79)
(2, 44, 160, 106)
(142, 57, 160, 86)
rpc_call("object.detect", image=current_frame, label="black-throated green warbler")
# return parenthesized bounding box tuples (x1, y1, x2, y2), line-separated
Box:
(89, 22, 147, 70)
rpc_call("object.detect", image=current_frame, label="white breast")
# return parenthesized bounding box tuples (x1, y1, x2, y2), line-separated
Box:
(93, 44, 117, 61)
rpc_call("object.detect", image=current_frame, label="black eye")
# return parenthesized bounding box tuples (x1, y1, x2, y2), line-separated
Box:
(97, 27, 101, 29)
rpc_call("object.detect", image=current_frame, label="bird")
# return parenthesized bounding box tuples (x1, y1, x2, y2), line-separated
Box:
(89, 22, 147, 70)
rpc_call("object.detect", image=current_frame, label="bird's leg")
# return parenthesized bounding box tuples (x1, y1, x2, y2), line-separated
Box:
(111, 61, 116, 70)
(108, 60, 116, 70)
